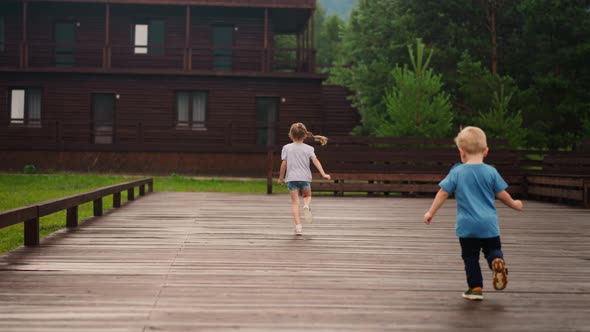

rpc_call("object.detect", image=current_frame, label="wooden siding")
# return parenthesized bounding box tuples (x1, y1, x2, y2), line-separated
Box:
(0, 73, 326, 148)
(320, 85, 359, 136)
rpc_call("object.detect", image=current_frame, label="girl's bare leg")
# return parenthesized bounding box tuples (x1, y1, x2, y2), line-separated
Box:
(290, 190, 302, 225)
(302, 187, 313, 223)
(302, 187, 312, 208)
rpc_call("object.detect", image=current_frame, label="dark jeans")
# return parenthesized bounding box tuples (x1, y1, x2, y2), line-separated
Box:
(459, 236, 504, 289)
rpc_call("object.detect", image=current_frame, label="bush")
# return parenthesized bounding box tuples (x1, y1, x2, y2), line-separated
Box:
(23, 164, 37, 174)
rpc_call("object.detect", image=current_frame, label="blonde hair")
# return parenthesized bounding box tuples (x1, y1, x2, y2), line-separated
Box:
(289, 122, 328, 146)
(454, 126, 487, 154)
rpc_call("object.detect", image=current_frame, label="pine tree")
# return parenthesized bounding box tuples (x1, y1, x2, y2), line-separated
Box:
(378, 39, 453, 137)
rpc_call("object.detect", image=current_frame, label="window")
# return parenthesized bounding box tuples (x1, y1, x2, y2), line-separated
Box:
(10, 88, 42, 126)
(134, 24, 148, 54)
(176, 91, 207, 129)
(134, 20, 165, 55)
(0, 17, 5, 52)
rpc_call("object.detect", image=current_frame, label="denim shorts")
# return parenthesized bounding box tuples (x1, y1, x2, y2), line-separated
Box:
(287, 181, 311, 191)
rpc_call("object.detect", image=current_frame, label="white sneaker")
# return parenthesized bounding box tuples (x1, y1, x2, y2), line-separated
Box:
(303, 206, 313, 224)
(295, 224, 303, 236)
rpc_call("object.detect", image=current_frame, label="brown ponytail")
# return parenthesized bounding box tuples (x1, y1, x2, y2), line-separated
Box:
(289, 122, 328, 146)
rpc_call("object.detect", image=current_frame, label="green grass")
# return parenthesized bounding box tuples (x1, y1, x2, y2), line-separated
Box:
(156, 174, 288, 193)
(0, 173, 288, 254)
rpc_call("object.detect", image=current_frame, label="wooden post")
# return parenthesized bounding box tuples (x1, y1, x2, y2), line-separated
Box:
(185, 5, 191, 70)
(296, 33, 301, 72)
(66, 206, 78, 228)
(584, 180, 589, 209)
(104, 4, 111, 68)
(264, 8, 268, 72)
(148, 180, 153, 193)
(267, 149, 274, 194)
(310, 9, 315, 73)
(139, 184, 145, 196)
(128, 188, 135, 201)
(302, 25, 309, 72)
(24, 216, 39, 246)
(93, 198, 103, 216)
(113, 192, 121, 208)
(21, 0, 28, 68)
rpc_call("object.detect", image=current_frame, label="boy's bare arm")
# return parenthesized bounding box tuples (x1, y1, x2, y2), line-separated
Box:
(277, 160, 287, 185)
(424, 188, 449, 224)
(312, 157, 331, 180)
(496, 190, 524, 211)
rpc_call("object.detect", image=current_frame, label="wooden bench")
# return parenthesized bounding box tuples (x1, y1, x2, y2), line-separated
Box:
(267, 136, 525, 196)
(526, 152, 590, 208)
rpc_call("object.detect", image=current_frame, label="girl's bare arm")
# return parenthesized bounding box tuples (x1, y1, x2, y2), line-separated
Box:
(278, 160, 287, 185)
(312, 158, 331, 179)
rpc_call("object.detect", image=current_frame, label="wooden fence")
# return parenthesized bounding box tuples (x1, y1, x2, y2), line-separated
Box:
(0, 178, 153, 246)
(267, 136, 590, 208)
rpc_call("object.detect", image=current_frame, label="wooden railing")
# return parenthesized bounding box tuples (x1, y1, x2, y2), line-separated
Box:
(0, 178, 153, 247)
(6, 43, 317, 74)
(266, 136, 526, 195)
(0, 120, 317, 153)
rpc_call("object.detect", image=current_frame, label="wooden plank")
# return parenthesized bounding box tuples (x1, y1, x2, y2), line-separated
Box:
(527, 185, 584, 201)
(0, 193, 588, 331)
(313, 182, 441, 193)
(527, 176, 584, 187)
(324, 173, 445, 182)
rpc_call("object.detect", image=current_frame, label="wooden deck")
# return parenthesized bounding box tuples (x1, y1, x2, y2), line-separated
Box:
(0, 192, 589, 331)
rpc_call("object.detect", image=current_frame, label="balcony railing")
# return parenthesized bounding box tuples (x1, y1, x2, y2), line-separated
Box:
(2, 43, 317, 74)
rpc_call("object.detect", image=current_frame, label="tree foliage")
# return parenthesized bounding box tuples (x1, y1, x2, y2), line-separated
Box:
(328, 0, 417, 134)
(316, 13, 346, 70)
(326, 0, 590, 148)
(379, 40, 453, 137)
(476, 85, 526, 147)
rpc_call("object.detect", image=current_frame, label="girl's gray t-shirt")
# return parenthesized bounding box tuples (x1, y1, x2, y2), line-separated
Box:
(281, 142, 316, 182)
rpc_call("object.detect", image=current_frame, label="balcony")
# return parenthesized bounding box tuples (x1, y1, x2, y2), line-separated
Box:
(0, 42, 317, 76)
(1, 0, 320, 76)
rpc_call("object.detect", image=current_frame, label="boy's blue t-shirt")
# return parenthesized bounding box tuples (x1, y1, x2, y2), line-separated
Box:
(439, 163, 508, 238)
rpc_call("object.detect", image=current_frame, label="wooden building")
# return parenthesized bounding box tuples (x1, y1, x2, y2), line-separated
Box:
(0, 0, 359, 176)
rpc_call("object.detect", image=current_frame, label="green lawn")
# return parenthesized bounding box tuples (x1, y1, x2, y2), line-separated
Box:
(0, 173, 288, 254)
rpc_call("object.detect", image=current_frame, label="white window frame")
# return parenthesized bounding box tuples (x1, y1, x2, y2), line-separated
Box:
(10, 88, 42, 127)
(133, 23, 148, 54)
